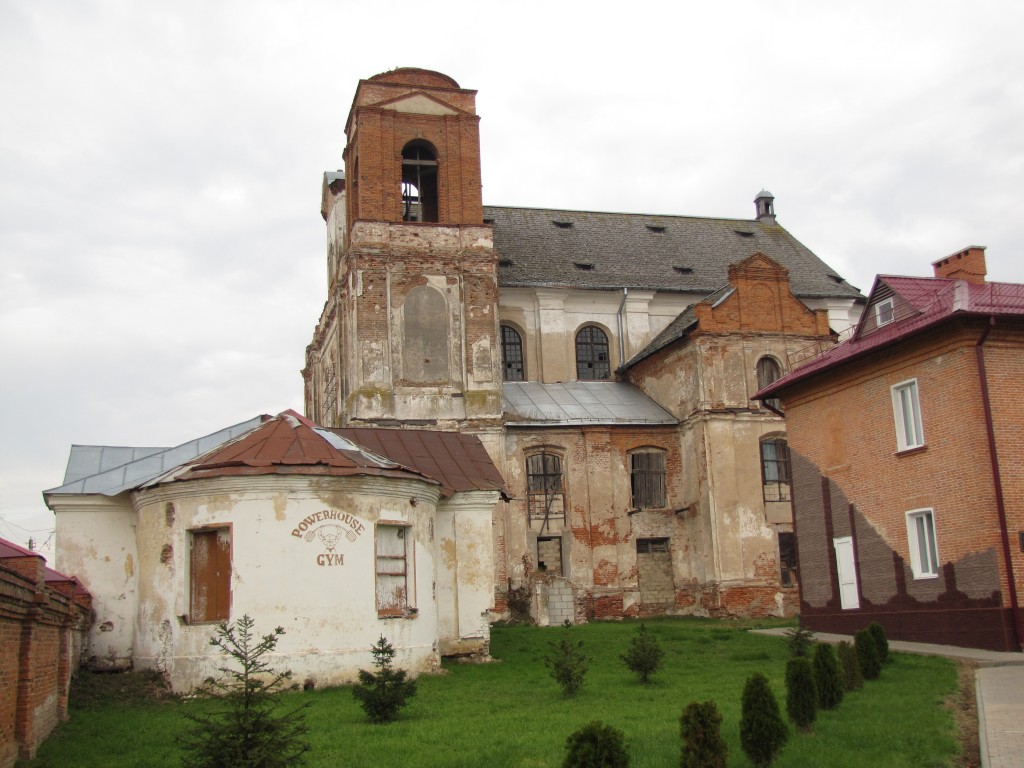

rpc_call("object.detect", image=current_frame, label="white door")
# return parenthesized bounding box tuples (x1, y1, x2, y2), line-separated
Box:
(833, 536, 860, 610)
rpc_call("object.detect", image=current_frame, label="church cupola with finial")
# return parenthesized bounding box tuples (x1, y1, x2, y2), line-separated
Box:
(754, 189, 776, 224)
(305, 69, 502, 436)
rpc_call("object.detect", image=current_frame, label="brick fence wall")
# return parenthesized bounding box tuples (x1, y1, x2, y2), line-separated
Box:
(0, 546, 91, 766)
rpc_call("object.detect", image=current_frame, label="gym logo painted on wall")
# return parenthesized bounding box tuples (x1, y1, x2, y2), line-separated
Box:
(291, 510, 365, 566)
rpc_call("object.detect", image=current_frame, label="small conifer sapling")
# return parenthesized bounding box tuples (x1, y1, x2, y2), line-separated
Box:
(546, 628, 589, 697)
(855, 628, 881, 681)
(837, 641, 863, 691)
(352, 635, 417, 723)
(785, 657, 817, 731)
(812, 642, 844, 710)
(621, 623, 664, 684)
(562, 720, 629, 768)
(867, 621, 890, 663)
(740, 672, 788, 767)
(680, 700, 728, 768)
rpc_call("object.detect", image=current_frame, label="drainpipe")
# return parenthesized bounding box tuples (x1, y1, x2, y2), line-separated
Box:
(616, 288, 629, 369)
(976, 316, 1024, 650)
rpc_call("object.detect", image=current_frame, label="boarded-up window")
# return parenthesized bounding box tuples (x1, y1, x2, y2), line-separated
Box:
(190, 528, 230, 623)
(537, 536, 563, 576)
(403, 286, 448, 384)
(630, 450, 667, 509)
(526, 452, 565, 531)
(376, 525, 409, 615)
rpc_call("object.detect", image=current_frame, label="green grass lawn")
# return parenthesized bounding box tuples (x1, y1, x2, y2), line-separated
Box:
(22, 618, 961, 767)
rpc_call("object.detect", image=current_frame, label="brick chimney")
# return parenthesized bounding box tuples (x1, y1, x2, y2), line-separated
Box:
(932, 246, 987, 284)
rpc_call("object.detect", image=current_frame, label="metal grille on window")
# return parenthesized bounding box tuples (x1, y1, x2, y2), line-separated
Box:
(526, 452, 565, 532)
(630, 451, 666, 509)
(501, 325, 525, 381)
(760, 437, 791, 502)
(576, 326, 610, 380)
(376, 525, 408, 614)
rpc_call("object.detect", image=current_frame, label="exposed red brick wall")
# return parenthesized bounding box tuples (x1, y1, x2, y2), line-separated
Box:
(0, 553, 91, 766)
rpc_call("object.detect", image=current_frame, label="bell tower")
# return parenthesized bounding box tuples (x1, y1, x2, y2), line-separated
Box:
(305, 69, 502, 433)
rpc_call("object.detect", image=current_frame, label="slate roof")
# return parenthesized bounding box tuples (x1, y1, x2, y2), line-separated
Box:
(485, 205, 861, 298)
(757, 276, 1024, 398)
(503, 382, 677, 426)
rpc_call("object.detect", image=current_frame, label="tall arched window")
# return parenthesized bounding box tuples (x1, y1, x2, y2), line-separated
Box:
(501, 325, 525, 381)
(629, 449, 667, 509)
(576, 326, 610, 380)
(760, 435, 791, 502)
(401, 141, 438, 222)
(526, 451, 565, 532)
(756, 356, 783, 411)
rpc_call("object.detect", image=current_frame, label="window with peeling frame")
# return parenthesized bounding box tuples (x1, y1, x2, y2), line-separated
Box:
(630, 450, 667, 509)
(376, 525, 409, 615)
(526, 452, 565, 531)
(760, 437, 791, 502)
(756, 356, 784, 412)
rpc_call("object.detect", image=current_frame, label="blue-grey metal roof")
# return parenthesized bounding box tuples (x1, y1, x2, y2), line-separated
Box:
(45, 416, 266, 498)
(503, 382, 677, 426)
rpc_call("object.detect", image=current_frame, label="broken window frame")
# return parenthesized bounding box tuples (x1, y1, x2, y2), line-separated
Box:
(636, 537, 670, 554)
(760, 436, 791, 502)
(401, 140, 439, 223)
(501, 324, 525, 381)
(375, 524, 411, 616)
(189, 526, 231, 624)
(629, 449, 667, 509)
(575, 325, 611, 381)
(526, 451, 566, 533)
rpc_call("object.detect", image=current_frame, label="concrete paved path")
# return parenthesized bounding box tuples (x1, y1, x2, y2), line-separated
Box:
(750, 628, 1024, 767)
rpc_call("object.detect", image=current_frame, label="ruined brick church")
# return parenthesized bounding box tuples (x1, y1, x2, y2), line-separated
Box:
(303, 67, 864, 623)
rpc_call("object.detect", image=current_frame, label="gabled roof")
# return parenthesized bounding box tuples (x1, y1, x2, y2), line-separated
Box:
(758, 275, 1024, 398)
(485, 205, 861, 299)
(621, 285, 733, 370)
(503, 382, 677, 426)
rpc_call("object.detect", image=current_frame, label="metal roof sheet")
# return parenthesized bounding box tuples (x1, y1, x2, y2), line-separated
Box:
(503, 382, 677, 426)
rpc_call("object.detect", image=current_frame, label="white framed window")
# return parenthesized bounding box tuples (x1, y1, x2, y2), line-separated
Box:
(905, 509, 939, 579)
(875, 298, 895, 327)
(892, 379, 924, 451)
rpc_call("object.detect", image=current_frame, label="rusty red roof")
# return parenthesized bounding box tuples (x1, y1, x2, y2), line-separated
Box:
(158, 411, 505, 499)
(0, 537, 41, 560)
(758, 276, 1024, 399)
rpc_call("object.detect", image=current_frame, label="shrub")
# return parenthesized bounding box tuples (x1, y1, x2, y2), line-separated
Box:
(547, 629, 589, 697)
(679, 700, 727, 768)
(352, 635, 417, 723)
(785, 657, 817, 731)
(621, 623, 664, 684)
(855, 629, 881, 681)
(867, 622, 890, 664)
(812, 643, 844, 710)
(563, 720, 629, 768)
(740, 672, 788, 767)
(837, 641, 863, 691)
(783, 624, 816, 658)
(179, 615, 309, 768)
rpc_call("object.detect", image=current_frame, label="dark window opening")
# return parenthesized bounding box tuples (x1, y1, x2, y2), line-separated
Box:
(636, 537, 669, 554)
(576, 326, 610, 380)
(734, 230, 756, 238)
(402, 141, 438, 223)
(756, 356, 783, 412)
(673, 265, 694, 274)
(646, 225, 666, 233)
(573, 262, 594, 270)
(501, 325, 525, 381)
(761, 437, 791, 502)
(498, 258, 513, 267)
(630, 451, 667, 509)
(552, 220, 574, 229)
(778, 531, 797, 587)
(527, 452, 565, 532)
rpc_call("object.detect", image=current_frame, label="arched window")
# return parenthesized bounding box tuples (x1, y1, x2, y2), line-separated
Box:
(629, 449, 667, 509)
(501, 325, 525, 381)
(576, 326, 610, 380)
(401, 141, 438, 222)
(760, 435, 791, 502)
(526, 451, 564, 532)
(756, 356, 783, 411)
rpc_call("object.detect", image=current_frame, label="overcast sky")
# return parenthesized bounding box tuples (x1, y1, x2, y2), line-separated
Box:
(2, 1, 1022, 554)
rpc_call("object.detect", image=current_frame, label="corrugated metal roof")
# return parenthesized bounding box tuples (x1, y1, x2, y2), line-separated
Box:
(45, 416, 268, 497)
(503, 382, 677, 426)
(486, 205, 862, 299)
